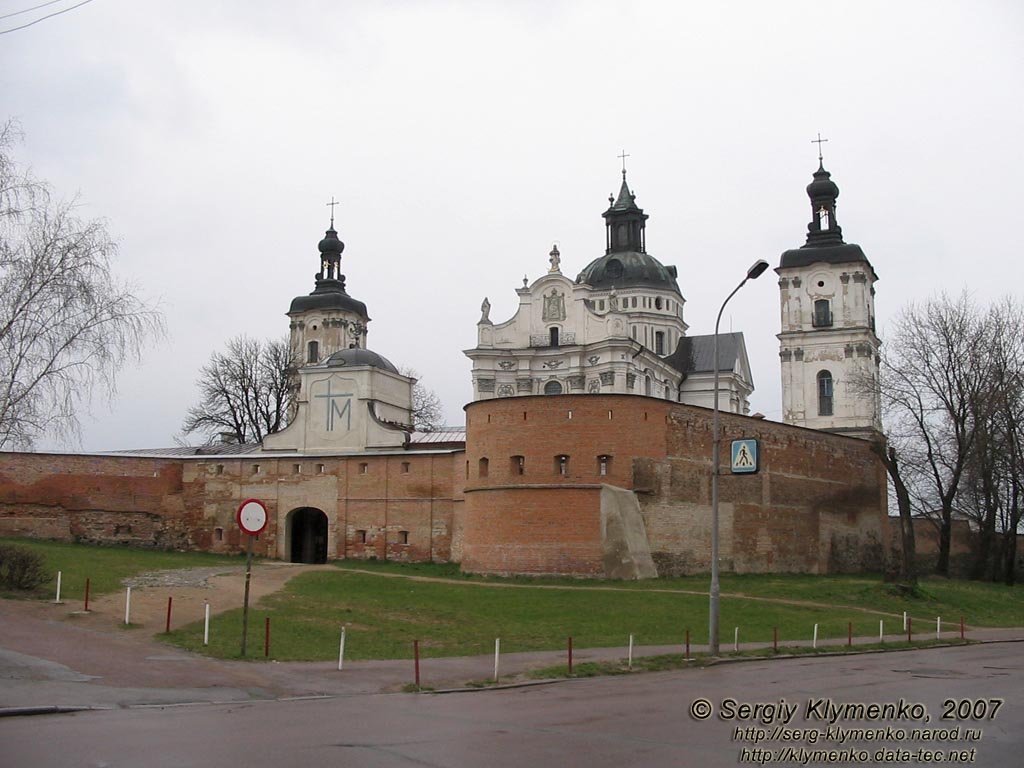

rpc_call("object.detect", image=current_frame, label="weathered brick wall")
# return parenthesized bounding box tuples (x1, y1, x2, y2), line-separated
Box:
(462, 395, 672, 575)
(0, 453, 193, 548)
(462, 396, 888, 577)
(0, 449, 463, 561)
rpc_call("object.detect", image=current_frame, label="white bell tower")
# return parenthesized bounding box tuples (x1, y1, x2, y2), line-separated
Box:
(776, 152, 881, 439)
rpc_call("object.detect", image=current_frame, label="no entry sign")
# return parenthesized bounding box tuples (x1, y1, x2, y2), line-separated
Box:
(236, 499, 268, 536)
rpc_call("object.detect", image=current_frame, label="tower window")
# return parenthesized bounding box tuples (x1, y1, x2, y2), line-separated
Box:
(818, 370, 834, 416)
(813, 299, 833, 328)
(479, 457, 489, 477)
(818, 206, 830, 230)
(655, 331, 665, 355)
(307, 340, 319, 363)
(597, 455, 612, 476)
(555, 455, 570, 476)
(655, 297, 662, 310)
(549, 327, 560, 347)
(401, 461, 410, 474)
(511, 455, 525, 475)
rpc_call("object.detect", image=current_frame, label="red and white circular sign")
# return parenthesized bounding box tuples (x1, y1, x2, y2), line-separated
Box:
(236, 499, 268, 536)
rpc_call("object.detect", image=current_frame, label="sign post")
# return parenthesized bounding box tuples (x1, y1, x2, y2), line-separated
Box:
(237, 499, 268, 656)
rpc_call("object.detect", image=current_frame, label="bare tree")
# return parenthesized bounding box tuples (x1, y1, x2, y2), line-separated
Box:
(183, 336, 296, 444)
(879, 293, 1000, 576)
(0, 121, 164, 449)
(401, 367, 445, 432)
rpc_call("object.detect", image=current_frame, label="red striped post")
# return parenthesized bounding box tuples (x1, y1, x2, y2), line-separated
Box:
(848, 622, 852, 647)
(960, 616, 965, 640)
(264, 617, 270, 658)
(773, 627, 778, 654)
(84, 578, 91, 612)
(685, 629, 690, 659)
(165, 597, 173, 633)
(414, 639, 421, 688)
(907, 617, 912, 643)
(567, 636, 573, 676)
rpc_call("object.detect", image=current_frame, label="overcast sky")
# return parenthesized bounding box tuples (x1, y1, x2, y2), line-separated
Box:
(3, 1, 1022, 452)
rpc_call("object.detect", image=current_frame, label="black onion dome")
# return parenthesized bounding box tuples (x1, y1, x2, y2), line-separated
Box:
(806, 163, 839, 200)
(325, 347, 399, 374)
(576, 251, 681, 293)
(318, 226, 345, 255)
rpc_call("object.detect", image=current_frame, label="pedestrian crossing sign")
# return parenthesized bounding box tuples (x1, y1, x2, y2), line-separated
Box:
(731, 439, 759, 474)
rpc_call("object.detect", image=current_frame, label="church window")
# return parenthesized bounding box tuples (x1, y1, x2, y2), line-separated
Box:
(479, 457, 489, 477)
(511, 455, 525, 475)
(401, 462, 410, 474)
(818, 206, 830, 230)
(655, 331, 665, 355)
(597, 455, 612, 476)
(813, 299, 833, 328)
(818, 370, 834, 416)
(398, 530, 409, 545)
(645, 376, 652, 396)
(544, 380, 563, 395)
(631, 297, 637, 308)
(555, 455, 570, 476)
(631, 326, 637, 340)
(598, 300, 605, 311)
(549, 327, 560, 347)
(307, 340, 319, 363)
(655, 297, 662, 310)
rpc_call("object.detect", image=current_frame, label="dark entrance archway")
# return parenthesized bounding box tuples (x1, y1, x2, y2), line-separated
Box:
(289, 507, 328, 564)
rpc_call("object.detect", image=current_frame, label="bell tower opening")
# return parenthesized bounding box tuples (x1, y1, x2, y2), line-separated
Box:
(288, 507, 329, 564)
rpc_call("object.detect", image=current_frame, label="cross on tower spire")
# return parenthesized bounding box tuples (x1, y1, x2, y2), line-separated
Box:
(618, 149, 630, 177)
(811, 133, 829, 163)
(326, 196, 339, 228)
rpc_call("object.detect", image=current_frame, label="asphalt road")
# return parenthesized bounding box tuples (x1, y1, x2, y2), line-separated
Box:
(2, 642, 1021, 768)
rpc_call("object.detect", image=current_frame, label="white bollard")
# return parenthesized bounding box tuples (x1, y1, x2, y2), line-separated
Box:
(54, 571, 62, 604)
(338, 627, 346, 671)
(734, 627, 739, 652)
(903, 611, 907, 631)
(936, 616, 941, 640)
(203, 601, 211, 646)
(494, 638, 501, 682)
(813, 623, 818, 649)
(879, 619, 884, 642)
(124, 586, 132, 625)
(628, 634, 634, 669)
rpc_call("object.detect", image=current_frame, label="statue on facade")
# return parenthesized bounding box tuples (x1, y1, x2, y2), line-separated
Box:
(548, 244, 561, 273)
(479, 297, 491, 324)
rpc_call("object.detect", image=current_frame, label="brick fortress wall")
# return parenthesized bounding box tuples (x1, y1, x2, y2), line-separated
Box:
(0, 450, 464, 563)
(463, 395, 889, 577)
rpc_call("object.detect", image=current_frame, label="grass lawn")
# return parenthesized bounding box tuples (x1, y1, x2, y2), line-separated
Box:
(165, 565, 1021, 662)
(0, 537, 240, 599)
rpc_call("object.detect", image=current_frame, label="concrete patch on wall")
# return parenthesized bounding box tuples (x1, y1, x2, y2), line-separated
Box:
(600, 485, 657, 579)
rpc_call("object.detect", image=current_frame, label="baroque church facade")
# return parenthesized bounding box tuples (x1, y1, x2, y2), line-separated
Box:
(0, 156, 889, 577)
(466, 170, 754, 415)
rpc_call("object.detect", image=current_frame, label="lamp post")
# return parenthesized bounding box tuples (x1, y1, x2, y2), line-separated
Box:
(709, 258, 769, 655)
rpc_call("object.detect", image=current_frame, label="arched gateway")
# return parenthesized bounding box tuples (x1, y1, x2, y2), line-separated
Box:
(288, 507, 329, 564)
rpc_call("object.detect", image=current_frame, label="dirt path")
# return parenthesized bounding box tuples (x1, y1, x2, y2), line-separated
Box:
(59, 562, 329, 638)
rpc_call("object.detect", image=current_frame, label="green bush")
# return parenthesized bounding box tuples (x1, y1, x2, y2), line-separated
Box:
(0, 543, 48, 590)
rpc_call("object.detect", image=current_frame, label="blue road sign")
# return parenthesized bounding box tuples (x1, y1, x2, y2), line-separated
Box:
(731, 439, 759, 474)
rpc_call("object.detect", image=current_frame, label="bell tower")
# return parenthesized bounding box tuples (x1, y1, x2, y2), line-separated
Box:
(776, 148, 881, 439)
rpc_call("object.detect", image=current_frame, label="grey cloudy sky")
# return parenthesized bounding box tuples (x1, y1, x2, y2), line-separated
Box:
(3, 1, 1022, 451)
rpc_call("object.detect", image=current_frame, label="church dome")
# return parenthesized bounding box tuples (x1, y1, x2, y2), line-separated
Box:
(806, 164, 839, 201)
(325, 347, 399, 374)
(318, 226, 345, 256)
(576, 251, 681, 294)
(289, 290, 368, 316)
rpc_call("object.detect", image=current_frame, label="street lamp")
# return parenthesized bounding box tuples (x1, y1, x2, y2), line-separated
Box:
(709, 258, 769, 655)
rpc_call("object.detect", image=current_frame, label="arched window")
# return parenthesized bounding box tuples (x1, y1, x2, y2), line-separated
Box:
(817, 370, 834, 416)
(655, 331, 665, 355)
(479, 457, 489, 477)
(307, 340, 319, 363)
(813, 299, 832, 328)
(544, 380, 563, 395)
